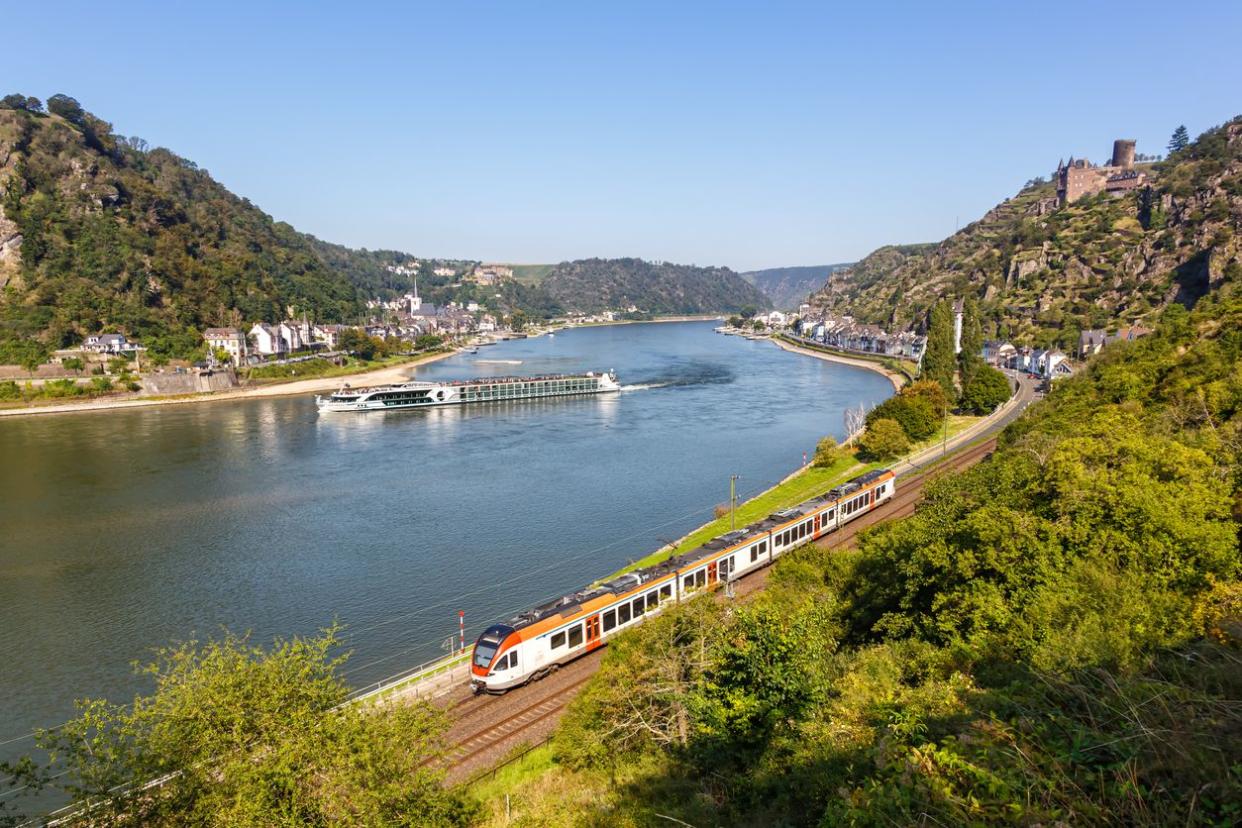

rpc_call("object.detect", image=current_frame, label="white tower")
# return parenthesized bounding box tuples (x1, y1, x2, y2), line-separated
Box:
(952, 299, 964, 355)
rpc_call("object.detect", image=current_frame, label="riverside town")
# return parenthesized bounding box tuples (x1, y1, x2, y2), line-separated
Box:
(1, 4, 1239, 827)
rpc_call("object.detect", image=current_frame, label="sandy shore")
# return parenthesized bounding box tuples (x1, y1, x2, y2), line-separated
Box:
(0, 349, 458, 419)
(770, 336, 906, 391)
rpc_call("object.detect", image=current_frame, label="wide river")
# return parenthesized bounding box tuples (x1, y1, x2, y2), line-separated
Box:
(0, 321, 891, 755)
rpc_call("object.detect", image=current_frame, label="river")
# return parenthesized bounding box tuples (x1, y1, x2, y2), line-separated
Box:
(0, 320, 891, 760)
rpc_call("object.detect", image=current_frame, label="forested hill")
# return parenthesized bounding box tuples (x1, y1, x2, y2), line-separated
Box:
(540, 257, 770, 315)
(810, 116, 1242, 349)
(740, 263, 852, 310)
(0, 98, 368, 361)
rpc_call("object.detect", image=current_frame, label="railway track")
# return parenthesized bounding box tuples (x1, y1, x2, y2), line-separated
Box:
(437, 435, 1000, 780)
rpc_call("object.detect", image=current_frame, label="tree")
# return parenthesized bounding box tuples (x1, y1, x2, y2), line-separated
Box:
(509, 310, 528, 332)
(414, 334, 443, 351)
(338, 328, 378, 361)
(959, 363, 1011, 414)
(46, 93, 85, 125)
(922, 299, 956, 397)
(0, 93, 41, 112)
(1168, 125, 1190, 154)
(61, 357, 85, 374)
(0, 626, 477, 827)
(866, 394, 938, 442)
(859, 418, 910, 460)
(958, 297, 983, 366)
(812, 436, 846, 468)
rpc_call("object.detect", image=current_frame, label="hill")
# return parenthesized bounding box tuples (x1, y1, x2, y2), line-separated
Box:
(0, 97, 366, 362)
(541, 257, 770, 315)
(810, 117, 1242, 348)
(740, 263, 852, 310)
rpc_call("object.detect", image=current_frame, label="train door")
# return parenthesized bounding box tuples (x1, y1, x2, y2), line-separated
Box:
(708, 560, 718, 584)
(585, 615, 602, 650)
(814, 512, 822, 535)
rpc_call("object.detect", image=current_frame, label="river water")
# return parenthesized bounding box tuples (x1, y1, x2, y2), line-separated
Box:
(0, 321, 891, 756)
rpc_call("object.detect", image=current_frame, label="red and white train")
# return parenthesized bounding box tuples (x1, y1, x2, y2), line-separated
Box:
(470, 468, 896, 693)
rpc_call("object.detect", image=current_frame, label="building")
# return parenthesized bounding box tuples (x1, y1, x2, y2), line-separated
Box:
(82, 333, 132, 353)
(248, 324, 286, 356)
(313, 324, 350, 349)
(1078, 325, 1153, 358)
(1056, 139, 1147, 205)
(433, 266, 456, 277)
(203, 328, 248, 366)
(952, 298, 964, 354)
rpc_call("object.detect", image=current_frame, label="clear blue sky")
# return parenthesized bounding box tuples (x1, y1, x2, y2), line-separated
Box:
(4, 1, 1239, 270)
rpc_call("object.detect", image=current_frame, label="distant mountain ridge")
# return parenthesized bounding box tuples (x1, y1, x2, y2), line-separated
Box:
(540, 257, 770, 315)
(740, 264, 853, 309)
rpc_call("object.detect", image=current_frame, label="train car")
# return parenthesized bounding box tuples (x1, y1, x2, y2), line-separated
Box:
(469, 467, 895, 693)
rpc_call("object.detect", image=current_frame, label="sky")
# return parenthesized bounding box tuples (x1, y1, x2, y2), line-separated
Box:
(4, 1, 1240, 271)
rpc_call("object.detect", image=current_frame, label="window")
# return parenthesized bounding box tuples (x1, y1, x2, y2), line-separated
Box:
(619, 602, 632, 624)
(567, 624, 584, 648)
(660, 584, 672, 600)
(632, 597, 645, 617)
(550, 631, 565, 650)
(493, 653, 508, 671)
(759, 540, 767, 553)
(695, 569, 707, 588)
(474, 642, 499, 669)
(647, 591, 660, 609)
(603, 609, 617, 632)
(684, 575, 694, 591)
(510, 650, 518, 667)
(751, 545, 760, 563)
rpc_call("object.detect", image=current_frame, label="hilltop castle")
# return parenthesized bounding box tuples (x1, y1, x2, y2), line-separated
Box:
(1056, 139, 1146, 205)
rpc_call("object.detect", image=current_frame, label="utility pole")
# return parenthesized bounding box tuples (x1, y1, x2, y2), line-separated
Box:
(729, 474, 740, 530)
(942, 401, 949, 457)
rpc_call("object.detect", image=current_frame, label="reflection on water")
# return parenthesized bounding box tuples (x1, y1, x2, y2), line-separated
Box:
(0, 321, 892, 758)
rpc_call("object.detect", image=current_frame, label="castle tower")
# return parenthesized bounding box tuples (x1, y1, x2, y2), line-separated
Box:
(1111, 139, 1136, 169)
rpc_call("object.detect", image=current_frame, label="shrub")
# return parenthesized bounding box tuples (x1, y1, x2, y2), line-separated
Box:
(859, 418, 910, 460)
(812, 436, 846, 468)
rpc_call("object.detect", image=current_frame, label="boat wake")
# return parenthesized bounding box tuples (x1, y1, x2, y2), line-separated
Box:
(475, 359, 523, 365)
(620, 382, 669, 392)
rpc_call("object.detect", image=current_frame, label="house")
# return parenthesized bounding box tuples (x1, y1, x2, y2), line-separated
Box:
(313, 324, 350, 349)
(983, 340, 1017, 367)
(278, 321, 308, 352)
(82, 333, 132, 354)
(203, 328, 247, 366)
(433, 266, 456, 277)
(767, 310, 788, 327)
(248, 324, 287, 356)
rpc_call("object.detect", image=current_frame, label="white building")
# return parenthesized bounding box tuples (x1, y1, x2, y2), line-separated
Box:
(278, 321, 307, 352)
(248, 324, 286, 356)
(82, 333, 132, 353)
(433, 266, 455, 277)
(203, 328, 247, 366)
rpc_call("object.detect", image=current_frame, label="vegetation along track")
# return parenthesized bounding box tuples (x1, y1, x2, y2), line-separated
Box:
(435, 436, 1000, 781)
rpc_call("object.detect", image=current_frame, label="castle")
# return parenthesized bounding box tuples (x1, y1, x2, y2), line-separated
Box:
(1055, 139, 1146, 205)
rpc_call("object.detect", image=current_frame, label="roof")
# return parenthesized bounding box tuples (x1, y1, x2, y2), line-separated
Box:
(203, 327, 243, 337)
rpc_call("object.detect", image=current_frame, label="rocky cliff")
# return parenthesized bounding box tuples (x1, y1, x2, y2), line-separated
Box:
(810, 117, 1242, 348)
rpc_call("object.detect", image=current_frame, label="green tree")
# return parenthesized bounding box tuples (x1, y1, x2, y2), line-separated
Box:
(959, 363, 1011, 413)
(1168, 124, 1190, 154)
(859, 418, 910, 460)
(866, 394, 938, 442)
(812, 435, 846, 468)
(922, 299, 956, 397)
(46, 93, 85, 124)
(509, 310, 528, 332)
(414, 333, 443, 350)
(958, 296, 984, 386)
(0, 626, 476, 827)
(338, 328, 378, 360)
(61, 357, 85, 374)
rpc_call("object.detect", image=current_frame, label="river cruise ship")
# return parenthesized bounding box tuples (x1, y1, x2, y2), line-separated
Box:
(316, 370, 621, 412)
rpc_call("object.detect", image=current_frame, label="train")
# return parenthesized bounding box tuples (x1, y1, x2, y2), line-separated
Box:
(469, 467, 896, 693)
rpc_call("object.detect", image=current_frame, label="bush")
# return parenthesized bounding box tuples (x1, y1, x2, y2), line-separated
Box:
(959, 364, 1011, 413)
(859, 418, 910, 460)
(812, 436, 846, 468)
(866, 394, 938, 441)
(0, 380, 21, 401)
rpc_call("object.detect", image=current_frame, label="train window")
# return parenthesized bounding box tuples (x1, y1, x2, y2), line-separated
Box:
(647, 591, 659, 609)
(603, 609, 616, 632)
(750, 545, 759, 562)
(551, 631, 566, 650)
(632, 597, 645, 617)
(568, 624, 583, 648)
(510, 651, 518, 667)
(827, 510, 834, 521)
(660, 584, 672, 599)
(619, 603, 632, 624)
(695, 569, 707, 588)
(759, 540, 767, 553)
(683, 575, 694, 591)
(494, 653, 508, 671)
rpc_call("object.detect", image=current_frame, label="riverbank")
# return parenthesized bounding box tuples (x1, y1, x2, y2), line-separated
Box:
(770, 335, 908, 391)
(0, 348, 458, 418)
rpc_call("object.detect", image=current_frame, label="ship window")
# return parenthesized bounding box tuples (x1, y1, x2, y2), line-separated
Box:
(618, 602, 631, 624)
(550, 631, 566, 650)
(660, 584, 672, 600)
(632, 597, 645, 617)
(603, 609, 617, 632)
(568, 624, 583, 648)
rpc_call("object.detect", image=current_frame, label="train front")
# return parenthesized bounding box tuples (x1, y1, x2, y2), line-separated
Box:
(469, 623, 516, 694)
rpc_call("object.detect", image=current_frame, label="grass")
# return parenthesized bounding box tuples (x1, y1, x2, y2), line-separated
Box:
(244, 350, 448, 383)
(509, 264, 555, 285)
